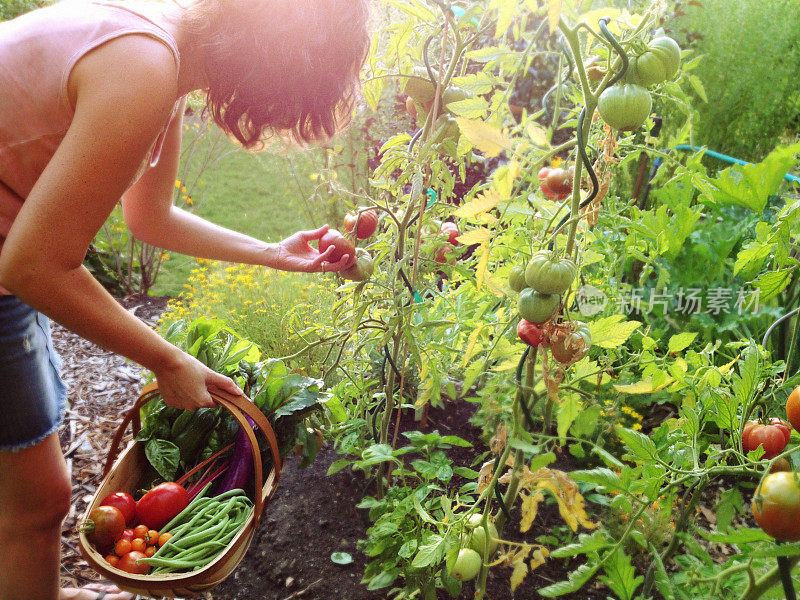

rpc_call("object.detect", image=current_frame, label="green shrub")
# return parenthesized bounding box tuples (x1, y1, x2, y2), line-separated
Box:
(0, 0, 52, 21)
(673, 0, 800, 161)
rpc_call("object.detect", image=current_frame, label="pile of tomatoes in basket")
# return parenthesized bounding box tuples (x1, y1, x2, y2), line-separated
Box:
(81, 482, 188, 575)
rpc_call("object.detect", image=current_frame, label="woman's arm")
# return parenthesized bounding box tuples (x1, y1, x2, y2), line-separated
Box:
(0, 35, 238, 410)
(122, 101, 352, 272)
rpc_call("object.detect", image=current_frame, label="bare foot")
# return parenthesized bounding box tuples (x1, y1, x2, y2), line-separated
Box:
(60, 582, 135, 600)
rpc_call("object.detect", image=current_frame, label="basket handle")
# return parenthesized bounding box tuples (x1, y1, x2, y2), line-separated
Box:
(104, 382, 282, 527)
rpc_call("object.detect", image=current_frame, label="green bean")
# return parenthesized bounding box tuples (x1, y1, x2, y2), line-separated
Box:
(160, 482, 214, 532)
(171, 516, 230, 549)
(213, 488, 248, 501)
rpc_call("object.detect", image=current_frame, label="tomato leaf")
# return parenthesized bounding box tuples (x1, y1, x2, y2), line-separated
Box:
(454, 118, 512, 158)
(538, 562, 600, 597)
(616, 427, 658, 462)
(587, 315, 642, 349)
(667, 332, 697, 354)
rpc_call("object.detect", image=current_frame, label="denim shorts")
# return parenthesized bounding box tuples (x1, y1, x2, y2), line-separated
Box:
(0, 295, 67, 451)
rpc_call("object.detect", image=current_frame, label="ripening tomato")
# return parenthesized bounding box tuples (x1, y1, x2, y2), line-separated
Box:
(786, 386, 800, 432)
(340, 248, 374, 282)
(117, 551, 151, 575)
(435, 244, 453, 264)
(318, 229, 356, 264)
(549, 322, 592, 365)
(742, 419, 791, 459)
(100, 492, 136, 526)
(771, 457, 792, 473)
(441, 222, 459, 244)
(120, 529, 134, 543)
(517, 319, 544, 347)
(405, 96, 417, 120)
(343, 209, 378, 240)
(135, 482, 189, 531)
(544, 168, 572, 195)
(82, 506, 125, 553)
(752, 472, 800, 541)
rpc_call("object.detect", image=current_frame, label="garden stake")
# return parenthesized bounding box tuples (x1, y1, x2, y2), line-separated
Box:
(776, 541, 797, 600)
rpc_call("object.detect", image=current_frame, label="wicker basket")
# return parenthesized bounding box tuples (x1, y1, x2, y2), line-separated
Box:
(78, 383, 282, 598)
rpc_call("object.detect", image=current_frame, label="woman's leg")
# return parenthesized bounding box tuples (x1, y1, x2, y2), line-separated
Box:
(0, 432, 72, 600)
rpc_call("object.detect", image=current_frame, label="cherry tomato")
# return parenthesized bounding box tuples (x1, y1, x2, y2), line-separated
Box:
(114, 539, 132, 557)
(517, 319, 543, 347)
(742, 420, 791, 459)
(317, 229, 356, 264)
(343, 209, 379, 240)
(158, 532, 173, 547)
(120, 529, 134, 543)
(135, 482, 189, 531)
(145, 530, 160, 546)
(132, 524, 149, 539)
(104, 554, 120, 568)
(753, 472, 800, 541)
(144, 546, 157, 557)
(82, 506, 125, 554)
(786, 386, 800, 432)
(117, 551, 151, 575)
(100, 492, 136, 526)
(131, 538, 146, 553)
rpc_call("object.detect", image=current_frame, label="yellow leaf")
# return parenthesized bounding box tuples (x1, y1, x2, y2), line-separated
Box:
(530, 547, 549, 571)
(547, 0, 561, 33)
(477, 460, 495, 493)
(454, 189, 504, 218)
(462, 324, 484, 369)
(587, 315, 642, 349)
(476, 243, 490, 290)
(718, 356, 739, 374)
(476, 213, 498, 225)
(510, 551, 529, 592)
(526, 124, 549, 147)
(455, 118, 512, 158)
(455, 227, 492, 246)
(483, 272, 506, 297)
(520, 492, 545, 533)
(614, 376, 675, 394)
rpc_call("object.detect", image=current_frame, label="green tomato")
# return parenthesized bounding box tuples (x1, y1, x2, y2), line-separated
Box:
(517, 289, 559, 324)
(648, 36, 681, 79)
(442, 86, 470, 107)
(508, 265, 528, 292)
(449, 548, 482, 581)
(433, 114, 460, 144)
(752, 472, 800, 541)
(524, 251, 577, 295)
(403, 66, 437, 103)
(626, 51, 667, 87)
(597, 84, 652, 131)
(466, 514, 499, 558)
(340, 248, 374, 282)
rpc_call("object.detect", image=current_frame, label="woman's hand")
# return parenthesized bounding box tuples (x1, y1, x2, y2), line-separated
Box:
(273, 225, 355, 272)
(152, 349, 242, 410)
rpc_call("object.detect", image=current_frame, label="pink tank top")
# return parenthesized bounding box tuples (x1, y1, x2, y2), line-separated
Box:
(0, 0, 181, 293)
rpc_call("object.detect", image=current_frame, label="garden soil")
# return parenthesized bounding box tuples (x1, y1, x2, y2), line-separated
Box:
(56, 295, 608, 599)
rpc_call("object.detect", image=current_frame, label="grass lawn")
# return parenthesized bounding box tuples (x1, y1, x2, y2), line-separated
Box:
(151, 121, 337, 296)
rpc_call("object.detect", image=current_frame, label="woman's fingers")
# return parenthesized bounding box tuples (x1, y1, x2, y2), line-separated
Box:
(301, 224, 330, 241)
(326, 253, 355, 271)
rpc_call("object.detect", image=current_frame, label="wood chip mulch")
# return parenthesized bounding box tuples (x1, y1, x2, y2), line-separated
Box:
(54, 295, 168, 591)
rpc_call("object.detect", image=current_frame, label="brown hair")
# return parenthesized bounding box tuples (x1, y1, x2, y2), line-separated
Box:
(185, 0, 370, 149)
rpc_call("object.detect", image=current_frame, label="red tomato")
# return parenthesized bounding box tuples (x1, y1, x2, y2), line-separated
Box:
(545, 168, 572, 195)
(144, 530, 159, 546)
(130, 538, 146, 553)
(787, 386, 800, 432)
(100, 492, 136, 526)
(318, 229, 356, 263)
(114, 539, 132, 557)
(343, 209, 379, 240)
(537, 167, 550, 181)
(441, 222, 459, 244)
(82, 506, 125, 554)
(132, 524, 149, 539)
(117, 551, 151, 575)
(120, 529, 134, 543)
(743, 420, 790, 459)
(158, 532, 173, 547)
(135, 482, 189, 531)
(144, 545, 156, 557)
(435, 245, 453, 264)
(517, 319, 543, 347)
(104, 554, 120, 568)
